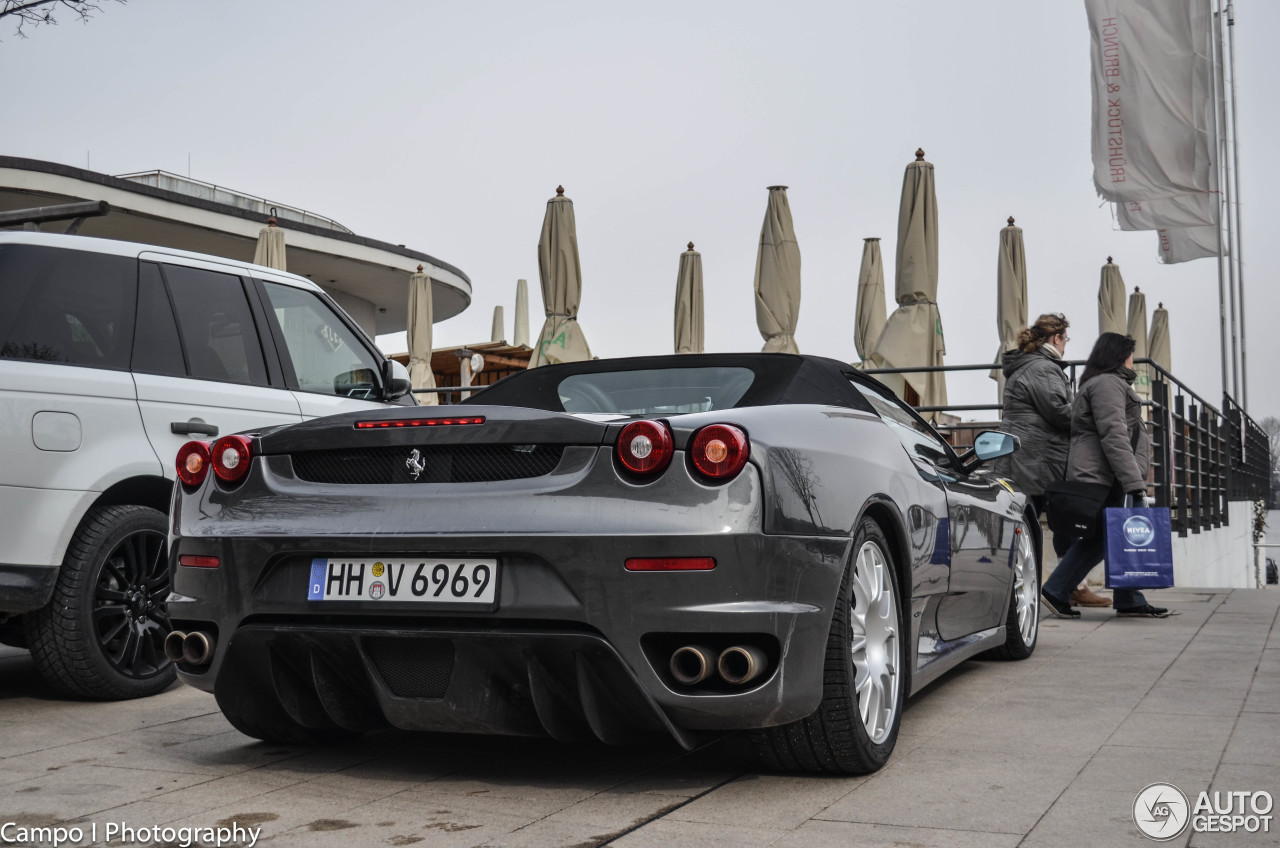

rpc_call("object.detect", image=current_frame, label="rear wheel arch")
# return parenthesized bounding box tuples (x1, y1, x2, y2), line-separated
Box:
(857, 501, 911, 603)
(93, 475, 174, 516)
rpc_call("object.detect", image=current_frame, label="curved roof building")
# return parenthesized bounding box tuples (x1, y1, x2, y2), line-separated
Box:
(0, 156, 470, 338)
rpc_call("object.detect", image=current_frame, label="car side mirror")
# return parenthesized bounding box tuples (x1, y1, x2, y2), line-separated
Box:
(973, 430, 1018, 461)
(956, 430, 1019, 472)
(381, 358, 412, 401)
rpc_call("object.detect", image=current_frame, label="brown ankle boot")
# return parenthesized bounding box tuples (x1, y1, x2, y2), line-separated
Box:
(1072, 586, 1112, 608)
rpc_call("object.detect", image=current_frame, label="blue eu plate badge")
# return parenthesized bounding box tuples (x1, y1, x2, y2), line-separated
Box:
(308, 559, 327, 600)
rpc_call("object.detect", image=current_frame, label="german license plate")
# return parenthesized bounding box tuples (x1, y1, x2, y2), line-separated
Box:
(307, 558, 498, 604)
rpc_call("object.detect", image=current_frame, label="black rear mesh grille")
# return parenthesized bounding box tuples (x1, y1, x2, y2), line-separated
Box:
(364, 637, 454, 698)
(290, 444, 564, 484)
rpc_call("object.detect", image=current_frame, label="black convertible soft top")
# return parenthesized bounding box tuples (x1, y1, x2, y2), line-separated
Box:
(463, 353, 881, 415)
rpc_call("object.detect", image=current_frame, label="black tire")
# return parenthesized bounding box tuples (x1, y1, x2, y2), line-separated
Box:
(751, 517, 906, 774)
(983, 513, 1040, 662)
(25, 505, 176, 700)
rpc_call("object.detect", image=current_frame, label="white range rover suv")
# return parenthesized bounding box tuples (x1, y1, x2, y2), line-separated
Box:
(0, 231, 415, 699)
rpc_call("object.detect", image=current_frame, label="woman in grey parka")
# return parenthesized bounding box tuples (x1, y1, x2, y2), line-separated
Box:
(1041, 332, 1169, 618)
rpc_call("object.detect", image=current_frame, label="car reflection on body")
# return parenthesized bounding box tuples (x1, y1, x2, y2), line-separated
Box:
(166, 354, 1039, 774)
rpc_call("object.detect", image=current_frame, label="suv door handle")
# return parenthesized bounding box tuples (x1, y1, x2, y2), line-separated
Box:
(171, 419, 219, 437)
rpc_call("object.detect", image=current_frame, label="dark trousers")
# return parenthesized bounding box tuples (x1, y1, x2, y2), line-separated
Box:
(1043, 532, 1147, 610)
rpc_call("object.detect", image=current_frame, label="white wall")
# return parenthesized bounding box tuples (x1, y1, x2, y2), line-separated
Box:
(1170, 500, 1255, 589)
(324, 288, 378, 339)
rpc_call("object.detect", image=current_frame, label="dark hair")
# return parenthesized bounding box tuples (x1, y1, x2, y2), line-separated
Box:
(1015, 313, 1070, 353)
(1079, 332, 1137, 385)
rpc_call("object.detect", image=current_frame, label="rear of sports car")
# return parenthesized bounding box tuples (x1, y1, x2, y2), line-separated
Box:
(166, 402, 850, 747)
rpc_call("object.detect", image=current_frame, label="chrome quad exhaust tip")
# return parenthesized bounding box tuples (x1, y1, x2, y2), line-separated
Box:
(717, 645, 767, 685)
(669, 644, 716, 685)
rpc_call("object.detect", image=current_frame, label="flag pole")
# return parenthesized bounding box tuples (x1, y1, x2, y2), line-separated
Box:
(1211, 0, 1231, 399)
(1216, 2, 1241, 402)
(1227, 0, 1248, 411)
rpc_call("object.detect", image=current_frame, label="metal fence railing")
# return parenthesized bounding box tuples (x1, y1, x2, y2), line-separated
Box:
(862, 358, 1271, 539)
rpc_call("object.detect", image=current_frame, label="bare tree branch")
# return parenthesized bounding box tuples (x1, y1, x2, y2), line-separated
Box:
(1, 0, 123, 38)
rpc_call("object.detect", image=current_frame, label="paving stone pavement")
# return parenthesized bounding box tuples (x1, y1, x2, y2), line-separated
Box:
(0, 588, 1275, 848)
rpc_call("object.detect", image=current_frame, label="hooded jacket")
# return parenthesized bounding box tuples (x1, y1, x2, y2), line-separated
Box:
(1066, 367, 1150, 494)
(998, 347, 1072, 495)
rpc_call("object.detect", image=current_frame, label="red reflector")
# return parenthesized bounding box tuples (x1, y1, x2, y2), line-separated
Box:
(179, 555, 220, 568)
(625, 557, 716, 572)
(355, 416, 486, 429)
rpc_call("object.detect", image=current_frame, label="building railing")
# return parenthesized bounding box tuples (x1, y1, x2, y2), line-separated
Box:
(862, 358, 1271, 539)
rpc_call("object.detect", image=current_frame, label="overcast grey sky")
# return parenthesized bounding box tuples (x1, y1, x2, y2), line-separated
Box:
(4, 0, 1275, 418)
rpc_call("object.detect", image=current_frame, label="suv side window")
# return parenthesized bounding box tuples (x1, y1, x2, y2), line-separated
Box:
(131, 262, 186, 377)
(259, 281, 382, 399)
(0, 245, 136, 370)
(852, 382, 953, 465)
(162, 264, 269, 385)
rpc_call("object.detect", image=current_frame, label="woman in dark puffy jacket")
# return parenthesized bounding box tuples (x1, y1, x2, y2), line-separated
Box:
(1040, 332, 1169, 618)
(999, 314, 1109, 607)
(999, 313, 1072, 505)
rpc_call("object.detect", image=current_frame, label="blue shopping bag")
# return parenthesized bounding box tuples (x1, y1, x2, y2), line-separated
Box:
(1103, 505, 1175, 589)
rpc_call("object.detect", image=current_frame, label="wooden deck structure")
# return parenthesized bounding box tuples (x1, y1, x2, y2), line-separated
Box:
(391, 342, 533, 403)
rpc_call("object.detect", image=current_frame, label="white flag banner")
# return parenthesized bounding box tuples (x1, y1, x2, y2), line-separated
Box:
(1115, 193, 1217, 230)
(1086, 0, 1214, 202)
(1157, 226, 1221, 264)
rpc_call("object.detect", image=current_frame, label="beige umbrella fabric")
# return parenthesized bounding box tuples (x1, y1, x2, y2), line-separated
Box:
(1152, 302, 1172, 376)
(854, 237, 887, 367)
(1149, 301, 1171, 374)
(514, 279, 530, 348)
(406, 265, 438, 405)
(871, 149, 947, 413)
(753, 186, 801, 354)
(252, 217, 287, 270)
(533, 187, 592, 367)
(1098, 258, 1127, 336)
(1127, 286, 1151, 402)
(674, 242, 705, 354)
(491, 305, 505, 343)
(991, 216, 1028, 394)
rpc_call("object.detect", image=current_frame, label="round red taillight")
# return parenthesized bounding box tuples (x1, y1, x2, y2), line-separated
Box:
(616, 420, 674, 477)
(176, 441, 212, 487)
(211, 435, 253, 484)
(690, 424, 749, 482)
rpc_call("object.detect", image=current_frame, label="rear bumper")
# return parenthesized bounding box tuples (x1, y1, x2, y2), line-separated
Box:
(169, 530, 850, 742)
(0, 563, 58, 613)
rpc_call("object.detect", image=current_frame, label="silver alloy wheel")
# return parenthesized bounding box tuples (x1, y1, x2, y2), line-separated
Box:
(1012, 527, 1038, 647)
(849, 539, 899, 745)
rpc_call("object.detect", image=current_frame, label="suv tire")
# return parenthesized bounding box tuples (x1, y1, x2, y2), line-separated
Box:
(25, 505, 176, 700)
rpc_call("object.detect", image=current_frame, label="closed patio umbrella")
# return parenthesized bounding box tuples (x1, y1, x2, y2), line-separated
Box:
(1127, 285, 1151, 403)
(532, 186, 591, 367)
(991, 216, 1028, 396)
(854, 237, 886, 367)
(1149, 301, 1171, 374)
(1098, 257, 1127, 336)
(674, 242, 704, 354)
(871, 149, 947, 413)
(406, 265, 438, 405)
(491, 305, 505, 344)
(252, 216, 286, 270)
(514, 279, 530, 348)
(754, 186, 801, 354)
